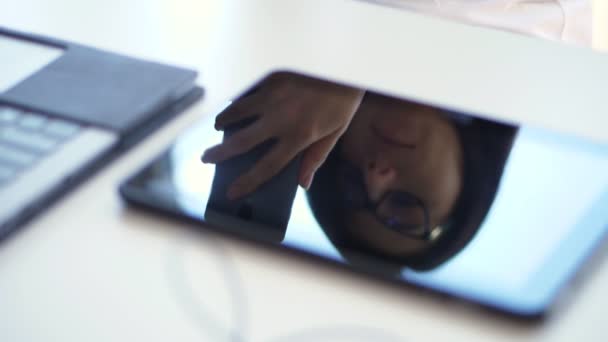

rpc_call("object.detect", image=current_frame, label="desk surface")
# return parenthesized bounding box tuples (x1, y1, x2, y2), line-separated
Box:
(1, 0, 608, 341)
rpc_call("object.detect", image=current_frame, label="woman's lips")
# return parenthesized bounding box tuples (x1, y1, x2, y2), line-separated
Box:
(372, 124, 416, 149)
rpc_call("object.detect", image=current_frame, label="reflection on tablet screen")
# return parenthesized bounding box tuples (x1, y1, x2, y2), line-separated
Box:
(123, 72, 608, 316)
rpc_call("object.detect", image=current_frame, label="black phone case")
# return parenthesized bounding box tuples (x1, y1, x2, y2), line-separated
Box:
(204, 104, 301, 243)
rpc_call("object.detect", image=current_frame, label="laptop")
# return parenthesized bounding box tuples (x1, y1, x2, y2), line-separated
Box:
(0, 27, 203, 238)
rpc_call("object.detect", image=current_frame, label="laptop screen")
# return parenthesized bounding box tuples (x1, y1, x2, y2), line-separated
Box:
(0, 34, 64, 93)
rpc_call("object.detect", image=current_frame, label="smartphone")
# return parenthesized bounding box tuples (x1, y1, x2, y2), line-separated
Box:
(119, 71, 608, 319)
(205, 114, 301, 243)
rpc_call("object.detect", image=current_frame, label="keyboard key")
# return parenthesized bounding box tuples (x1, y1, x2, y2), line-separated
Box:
(0, 144, 37, 166)
(45, 119, 80, 139)
(0, 127, 58, 153)
(19, 113, 47, 130)
(0, 107, 21, 124)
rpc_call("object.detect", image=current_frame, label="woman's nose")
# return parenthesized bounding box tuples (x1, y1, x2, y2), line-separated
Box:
(365, 158, 397, 202)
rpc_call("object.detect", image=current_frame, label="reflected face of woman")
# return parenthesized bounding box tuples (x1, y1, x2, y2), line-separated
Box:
(338, 94, 464, 258)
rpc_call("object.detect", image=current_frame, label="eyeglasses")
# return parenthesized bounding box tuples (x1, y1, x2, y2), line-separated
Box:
(336, 158, 439, 241)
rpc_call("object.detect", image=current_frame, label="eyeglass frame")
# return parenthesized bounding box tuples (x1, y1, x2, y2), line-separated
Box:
(335, 157, 438, 241)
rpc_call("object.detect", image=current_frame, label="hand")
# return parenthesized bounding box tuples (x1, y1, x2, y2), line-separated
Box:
(202, 73, 364, 199)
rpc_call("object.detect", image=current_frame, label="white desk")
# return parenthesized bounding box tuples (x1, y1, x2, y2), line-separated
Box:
(1, 0, 608, 341)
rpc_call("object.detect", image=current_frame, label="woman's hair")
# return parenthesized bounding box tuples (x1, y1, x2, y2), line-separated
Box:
(307, 112, 518, 272)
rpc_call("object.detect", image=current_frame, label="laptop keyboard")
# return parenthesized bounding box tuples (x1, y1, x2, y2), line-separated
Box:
(0, 105, 81, 187)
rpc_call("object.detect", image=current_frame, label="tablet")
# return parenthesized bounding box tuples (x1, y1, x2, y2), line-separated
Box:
(120, 71, 608, 318)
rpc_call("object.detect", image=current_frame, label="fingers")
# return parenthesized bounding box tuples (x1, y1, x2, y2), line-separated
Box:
(202, 120, 267, 164)
(214, 95, 262, 130)
(227, 143, 298, 199)
(298, 128, 343, 190)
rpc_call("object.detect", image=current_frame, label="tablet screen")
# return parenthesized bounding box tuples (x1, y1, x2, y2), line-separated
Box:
(123, 72, 608, 316)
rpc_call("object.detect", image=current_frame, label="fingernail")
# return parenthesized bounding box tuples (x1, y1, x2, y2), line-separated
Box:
(201, 151, 210, 163)
(201, 149, 216, 163)
(303, 172, 314, 190)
